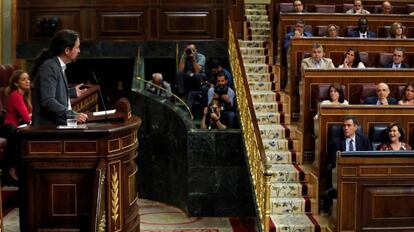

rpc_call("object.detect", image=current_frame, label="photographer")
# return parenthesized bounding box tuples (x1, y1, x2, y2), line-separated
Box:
(176, 42, 206, 96)
(207, 72, 236, 128)
(200, 100, 227, 129)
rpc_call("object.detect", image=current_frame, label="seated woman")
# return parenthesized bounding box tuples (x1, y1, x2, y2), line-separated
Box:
(337, 48, 366, 68)
(389, 22, 407, 39)
(321, 83, 349, 105)
(325, 24, 340, 38)
(200, 100, 227, 129)
(398, 82, 414, 105)
(378, 123, 411, 151)
(314, 83, 349, 120)
(4, 69, 32, 127)
(1, 69, 32, 184)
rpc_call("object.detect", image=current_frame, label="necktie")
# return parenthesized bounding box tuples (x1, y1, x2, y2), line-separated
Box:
(362, 34, 366, 38)
(349, 139, 354, 151)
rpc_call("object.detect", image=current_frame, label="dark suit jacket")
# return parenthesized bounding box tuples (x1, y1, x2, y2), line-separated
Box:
(363, 96, 398, 105)
(384, 62, 410, 68)
(327, 132, 372, 168)
(284, 31, 312, 50)
(347, 30, 377, 38)
(32, 56, 77, 125)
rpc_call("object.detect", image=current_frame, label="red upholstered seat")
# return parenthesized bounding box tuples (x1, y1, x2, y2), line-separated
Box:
(379, 53, 393, 67)
(280, 3, 293, 12)
(314, 4, 336, 13)
(342, 3, 354, 12)
(359, 84, 377, 104)
(406, 4, 414, 14)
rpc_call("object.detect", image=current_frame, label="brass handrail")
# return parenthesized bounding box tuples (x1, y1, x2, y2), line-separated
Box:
(135, 76, 194, 120)
(228, 10, 272, 232)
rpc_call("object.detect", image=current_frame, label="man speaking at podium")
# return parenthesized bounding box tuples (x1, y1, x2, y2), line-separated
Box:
(31, 29, 88, 125)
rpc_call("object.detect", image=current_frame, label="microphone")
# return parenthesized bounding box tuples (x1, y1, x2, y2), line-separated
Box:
(91, 71, 109, 120)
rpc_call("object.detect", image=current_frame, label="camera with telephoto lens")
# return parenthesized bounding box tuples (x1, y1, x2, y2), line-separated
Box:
(185, 47, 195, 56)
(214, 85, 228, 96)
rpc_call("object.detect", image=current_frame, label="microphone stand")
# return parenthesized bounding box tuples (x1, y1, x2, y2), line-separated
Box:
(91, 71, 109, 121)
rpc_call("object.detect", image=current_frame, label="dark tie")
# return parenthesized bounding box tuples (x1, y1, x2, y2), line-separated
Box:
(349, 139, 354, 151)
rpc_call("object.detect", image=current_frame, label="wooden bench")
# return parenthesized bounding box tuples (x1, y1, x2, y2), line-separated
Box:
(288, 38, 414, 117)
(334, 151, 414, 232)
(314, 105, 414, 197)
(300, 69, 414, 157)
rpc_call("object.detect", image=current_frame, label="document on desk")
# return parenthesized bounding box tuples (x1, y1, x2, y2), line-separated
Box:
(92, 109, 116, 116)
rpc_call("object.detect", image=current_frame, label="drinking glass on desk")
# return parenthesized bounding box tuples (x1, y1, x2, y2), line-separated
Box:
(67, 115, 77, 128)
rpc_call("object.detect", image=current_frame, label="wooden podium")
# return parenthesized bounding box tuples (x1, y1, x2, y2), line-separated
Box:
(18, 114, 141, 232)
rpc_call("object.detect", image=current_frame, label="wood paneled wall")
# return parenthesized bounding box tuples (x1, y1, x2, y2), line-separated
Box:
(17, 0, 241, 42)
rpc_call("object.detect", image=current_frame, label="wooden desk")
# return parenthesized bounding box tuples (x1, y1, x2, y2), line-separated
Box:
(18, 116, 141, 232)
(301, 69, 414, 156)
(335, 151, 414, 232)
(315, 106, 414, 196)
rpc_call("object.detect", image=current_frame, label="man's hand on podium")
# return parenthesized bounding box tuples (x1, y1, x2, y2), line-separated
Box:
(76, 113, 88, 123)
(75, 83, 88, 97)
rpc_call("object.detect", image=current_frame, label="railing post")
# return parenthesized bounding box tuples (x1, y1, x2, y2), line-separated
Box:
(264, 157, 272, 232)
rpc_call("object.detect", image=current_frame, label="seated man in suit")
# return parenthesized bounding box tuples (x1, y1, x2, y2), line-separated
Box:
(328, 116, 372, 168)
(283, 19, 312, 51)
(364, 82, 398, 105)
(325, 116, 371, 209)
(301, 43, 335, 73)
(385, 48, 410, 68)
(346, 0, 371, 14)
(380, 1, 392, 14)
(293, 0, 306, 13)
(347, 17, 377, 38)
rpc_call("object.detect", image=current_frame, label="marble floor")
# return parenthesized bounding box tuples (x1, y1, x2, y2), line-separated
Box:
(2, 187, 255, 232)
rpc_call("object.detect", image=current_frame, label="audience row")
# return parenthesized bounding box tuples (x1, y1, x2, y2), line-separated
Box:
(301, 44, 410, 71)
(285, 18, 412, 51)
(284, 0, 414, 15)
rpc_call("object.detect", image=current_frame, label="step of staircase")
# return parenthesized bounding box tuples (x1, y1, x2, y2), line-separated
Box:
(270, 197, 318, 214)
(247, 21, 271, 29)
(270, 214, 321, 232)
(249, 81, 273, 91)
(245, 9, 267, 15)
(238, 40, 267, 47)
(240, 47, 266, 55)
(245, 15, 269, 21)
(243, 55, 268, 64)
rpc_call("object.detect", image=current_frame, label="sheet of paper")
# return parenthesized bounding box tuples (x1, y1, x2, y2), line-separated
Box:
(92, 109, 116, 116)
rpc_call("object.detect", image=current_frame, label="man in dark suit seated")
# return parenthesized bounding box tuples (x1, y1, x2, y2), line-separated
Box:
(364, 82, 398, 105)
(284, 19, 312, 51)
(384, 48, 410, 68)
(347, 17, 377, 38)
(293, 0, 306, 13)
(328, 116, 372, 166)
(325, 116, 371, 210)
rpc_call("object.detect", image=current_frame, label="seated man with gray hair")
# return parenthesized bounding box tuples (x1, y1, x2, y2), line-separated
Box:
(363, 82, 398, 105)
(301, 43, 335, 71)
(145, 72, 172, 100)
